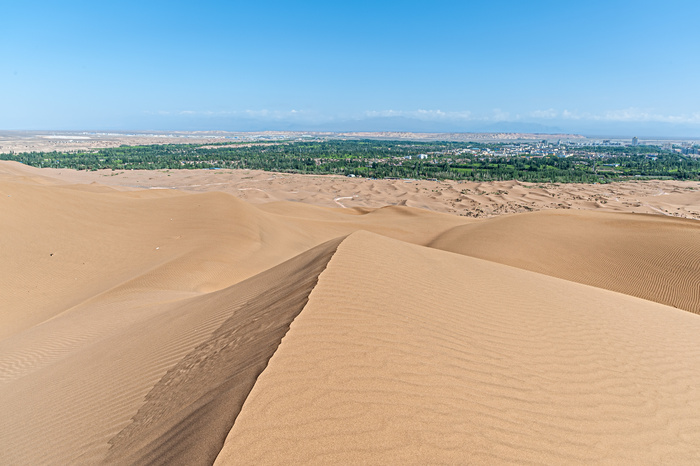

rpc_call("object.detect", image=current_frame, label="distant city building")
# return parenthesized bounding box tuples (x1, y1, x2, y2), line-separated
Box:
(418, 154, 428, 160)
(632, 137, 639, 146)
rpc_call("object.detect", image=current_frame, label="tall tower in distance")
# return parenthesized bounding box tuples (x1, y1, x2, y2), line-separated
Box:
(632, 137, 639, 146)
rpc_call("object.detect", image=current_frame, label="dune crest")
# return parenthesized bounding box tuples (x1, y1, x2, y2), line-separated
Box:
(105, 238, 342, 465)
(216, 231, 700, 464)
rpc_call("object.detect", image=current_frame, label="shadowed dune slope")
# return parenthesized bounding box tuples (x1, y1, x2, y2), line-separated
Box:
(428, 209, 700, 314)
(105, 237, 341, 465)
(0, 238, 340, 465)
(216, 231, 700, 465)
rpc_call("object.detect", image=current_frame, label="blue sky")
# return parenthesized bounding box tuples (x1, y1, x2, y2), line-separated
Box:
(2, 0, 699, 136)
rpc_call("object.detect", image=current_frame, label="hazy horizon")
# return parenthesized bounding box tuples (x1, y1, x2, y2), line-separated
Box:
(4, 123, 699, 141)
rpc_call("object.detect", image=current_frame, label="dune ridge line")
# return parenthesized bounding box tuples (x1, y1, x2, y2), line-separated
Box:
(103, 237, 343, 465)
(215, 230, 700, 464)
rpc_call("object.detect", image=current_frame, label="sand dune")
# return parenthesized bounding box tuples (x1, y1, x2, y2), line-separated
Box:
(0, 238, 339, 464)
(105, 238, 342, 465)
(35, 163, 700, 220)
(0, 162, 467, 339)
(216, 232, 700, 464)
(2, 160, 700, 464)
(429, 209, 700, 314)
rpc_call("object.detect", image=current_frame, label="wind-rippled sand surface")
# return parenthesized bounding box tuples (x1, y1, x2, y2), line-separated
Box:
(1, 160, 700, 464)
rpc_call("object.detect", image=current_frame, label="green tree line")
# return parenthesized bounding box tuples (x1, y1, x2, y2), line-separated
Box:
(2, 140, 698, 183)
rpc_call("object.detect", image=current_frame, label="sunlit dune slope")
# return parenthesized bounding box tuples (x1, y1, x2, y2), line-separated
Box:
(0, 162, 468, 340)
(0, 238, 340, 465)
(0, 180, 315, 338)
(429, 209, 700, 314)
(216, 231, 700, 464)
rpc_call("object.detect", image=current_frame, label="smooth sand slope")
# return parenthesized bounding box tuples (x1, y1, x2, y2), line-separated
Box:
(216, 232, 700, 464)
(429, 209, 700, 314)
(2, 161, 700, 464)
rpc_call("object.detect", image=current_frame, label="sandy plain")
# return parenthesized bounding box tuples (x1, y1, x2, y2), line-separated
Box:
(1, 160, 700, 464)
(37, 165, 700, 219)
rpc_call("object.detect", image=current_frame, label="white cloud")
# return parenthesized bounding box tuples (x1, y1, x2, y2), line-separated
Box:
(147, 107, 700, 127)
(363, 109, 473, 120)
(490, 108, 511, 121)
(531, 107, 700, 125)
(145, 109, 313, 120)
(530, 108, 558, 119)
(598, 108, 700, 124)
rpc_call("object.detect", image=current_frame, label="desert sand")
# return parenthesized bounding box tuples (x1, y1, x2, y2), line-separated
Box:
(1, 160, 699, 464)
(41, 165, 700, 220)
